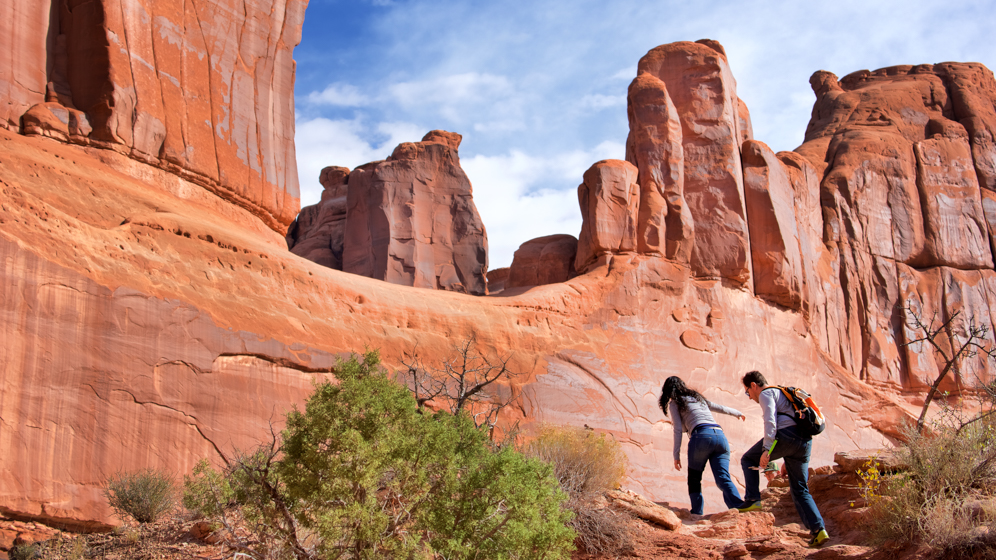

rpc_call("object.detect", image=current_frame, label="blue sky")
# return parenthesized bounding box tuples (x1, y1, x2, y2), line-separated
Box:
(293, 0, 996, 269)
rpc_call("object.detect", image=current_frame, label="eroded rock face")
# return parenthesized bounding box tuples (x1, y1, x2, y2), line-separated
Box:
(0, 2, 52, 130)
(625, 73, 693, 263)
(0, 0, 305, 231)
(4, 28, 996, 532)
(798, 63, 996, 388)
(635, 40, 751, 285)
(341, 131, 489, 295)
(507, 235, 578, 288)
(742, 141, 804, 310)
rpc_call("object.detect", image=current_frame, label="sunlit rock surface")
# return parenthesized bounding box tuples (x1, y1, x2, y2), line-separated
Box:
(3, 20, 996, 529)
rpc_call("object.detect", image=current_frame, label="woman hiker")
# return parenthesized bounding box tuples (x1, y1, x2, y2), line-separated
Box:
(659, 376, 746, 515)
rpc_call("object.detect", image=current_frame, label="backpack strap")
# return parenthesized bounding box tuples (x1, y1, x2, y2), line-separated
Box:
(770, 386, 805, 420)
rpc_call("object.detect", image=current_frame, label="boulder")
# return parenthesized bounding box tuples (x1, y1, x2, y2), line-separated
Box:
(575, 160, 640, 272)
(605, 489, 681, 530)
(21, 102, 90, 144)
(506, 235, 578, 288)
(635, 40, 751, 284)
(833, 449, 906, 473)
(341, 131, 488, 295)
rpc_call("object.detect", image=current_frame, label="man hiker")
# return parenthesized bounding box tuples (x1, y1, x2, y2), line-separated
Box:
(738, 370, 829, 548)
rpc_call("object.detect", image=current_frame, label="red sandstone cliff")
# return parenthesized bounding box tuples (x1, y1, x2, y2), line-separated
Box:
(2, 13, 995, 532)
(0, 0, 305, 231)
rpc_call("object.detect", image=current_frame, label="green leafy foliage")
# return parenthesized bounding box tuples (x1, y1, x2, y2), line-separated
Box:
(103, 468, 176, 524)
(183, 351, 575, 560)
(183, 459, 234, 519)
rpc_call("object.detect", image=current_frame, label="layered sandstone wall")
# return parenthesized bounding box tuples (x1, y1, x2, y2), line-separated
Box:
(0, 0, 305, 231)
(0, 128, 902, 526)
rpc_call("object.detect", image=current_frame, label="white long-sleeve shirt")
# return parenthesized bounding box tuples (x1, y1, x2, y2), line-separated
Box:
(759, 387, 798, 452)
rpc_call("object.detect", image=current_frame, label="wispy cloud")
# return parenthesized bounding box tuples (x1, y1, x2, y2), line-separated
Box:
(294, 117, 423, 206)
(465, 141, 624, 267)
(305, 83, 370, 107)
(578, 94, 626, 111)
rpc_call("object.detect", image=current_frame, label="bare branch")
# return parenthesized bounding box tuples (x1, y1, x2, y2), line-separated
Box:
(902, 305, 996, 434)
(400, 335, 521, 435)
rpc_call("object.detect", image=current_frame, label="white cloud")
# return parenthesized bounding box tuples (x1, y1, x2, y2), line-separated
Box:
(464, 140, 624, 268)
(304, 83, 370, 107)
(611, 67, 636, 81)
(389, 73, 514, 108)
(294, 117, 424, 207)
(386, 72, 528, 128)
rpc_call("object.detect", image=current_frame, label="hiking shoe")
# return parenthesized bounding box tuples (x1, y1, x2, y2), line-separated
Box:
(809, 529, 829, 548)
(737, 501, 762, 513)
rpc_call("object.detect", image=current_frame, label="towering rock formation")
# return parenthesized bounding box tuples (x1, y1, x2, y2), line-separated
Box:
(798, 64, 996, 389)
(287, 166, 350, 269)
(0, 0, 305, 231)
(290, 131, 489, 295)
(625, 73, 693, 263)
(741, 141, 807, 311)
(341, 130, 489, 295)
(633, 40, 752, 285)
(575, 160, 640, 272)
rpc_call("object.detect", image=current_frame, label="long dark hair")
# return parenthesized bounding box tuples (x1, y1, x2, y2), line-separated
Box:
(658, 376, 706, 417)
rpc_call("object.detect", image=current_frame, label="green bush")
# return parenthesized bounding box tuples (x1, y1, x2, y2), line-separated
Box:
(525, 425, 631, 555)
(183, 459, 234, 519)
(184, 351, 575, 560)
(103, 468, 176, 524)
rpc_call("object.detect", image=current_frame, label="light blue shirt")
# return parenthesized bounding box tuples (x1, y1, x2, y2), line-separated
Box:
(759, 387, 798, 452)
(669, 397, 743, 461)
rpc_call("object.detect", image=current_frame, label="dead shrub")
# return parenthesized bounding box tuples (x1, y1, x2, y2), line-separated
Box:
(525, 425, 633, 555)
(871, 419, 996, 558)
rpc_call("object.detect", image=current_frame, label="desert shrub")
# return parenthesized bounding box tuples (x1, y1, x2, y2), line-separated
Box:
(183, 459, 235, 519)
(184, 351, 575, 560)
(103, 468, 177, 523)
(8, 543, 40, 560)
(870, 419, 996, 558)
(524, 425, 632, 555)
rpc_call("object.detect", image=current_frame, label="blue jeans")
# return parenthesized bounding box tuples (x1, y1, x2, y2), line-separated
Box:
(741, 425, 825, 534)
(686, 425, 744, 514)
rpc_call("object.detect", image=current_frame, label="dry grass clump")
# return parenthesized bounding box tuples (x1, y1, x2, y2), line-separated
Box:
(102, 468, 177, 524)
(525, 424, 634, 555)
(870, 420, 996, 559)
